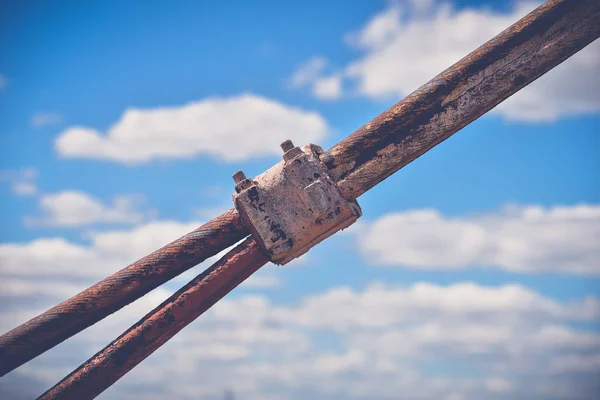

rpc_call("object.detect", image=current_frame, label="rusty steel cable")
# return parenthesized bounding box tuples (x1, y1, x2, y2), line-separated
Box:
(323, 0, 600, 200)
(0, 209, 248, 377)
(37, 238, 268, 400)
(1, 0, 599, 398)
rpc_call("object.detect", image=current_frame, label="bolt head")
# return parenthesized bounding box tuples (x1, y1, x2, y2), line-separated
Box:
(232, 170, 246, 184)
(283, 147, 303, 162)
(280, 140, 294, 153)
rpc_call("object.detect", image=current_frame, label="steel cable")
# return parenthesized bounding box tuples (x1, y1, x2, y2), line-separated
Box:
(2, 0, 599, 397)
(0, 209, 248, 376)
(37, 238, 268, 400)
(323, 0, 600, 199)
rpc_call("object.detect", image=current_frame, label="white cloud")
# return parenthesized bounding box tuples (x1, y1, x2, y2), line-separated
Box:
(293, 1, 600, 122)
(0, 218, 275, 288)
(55, 94, 330, 164)
(357, 204, 600, 275)
(24, 191, 156, 228)
(289, 57, 343, 100)
(342, 1, 539, 97)
(243, 275, 281, 289)
(0, 167, 38, 197)
(1, 205, 597, 400)
(344, 6, 404, 50)
(0, 236, 124, 281)
(12, 182, 37, 196)
(261, 281, 600, 332)
(312, 74, 342, 100)
(204, 282, 599, 399)
(3, 280, 597, 400)
(485, 377, 513, 392)
(0, 217, 284, 397)
(88, 219, 200, 260)
(289, 57, 328, 87)
(495, 39, 600, 122)
(31, 112, 62, 127)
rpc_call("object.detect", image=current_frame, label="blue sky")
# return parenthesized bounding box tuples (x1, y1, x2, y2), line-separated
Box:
(1, 1, 599, 399)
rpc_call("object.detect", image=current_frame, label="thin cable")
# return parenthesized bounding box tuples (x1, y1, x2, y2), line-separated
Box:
(0, 209, 249, 377)
(37, 238, 268, 400)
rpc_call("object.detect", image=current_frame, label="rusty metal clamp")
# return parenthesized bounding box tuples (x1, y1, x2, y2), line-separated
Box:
(232, 140, 362, 265)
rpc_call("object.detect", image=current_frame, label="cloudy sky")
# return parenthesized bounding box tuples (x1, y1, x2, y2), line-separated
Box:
(0, 0, 599, 399)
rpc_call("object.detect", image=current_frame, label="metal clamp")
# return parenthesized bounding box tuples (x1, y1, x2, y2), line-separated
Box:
(232, 140, 362, 265)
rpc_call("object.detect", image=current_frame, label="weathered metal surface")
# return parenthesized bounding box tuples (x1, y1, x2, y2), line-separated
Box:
(322, 0, 600, 199)
(233, 141, 362, 264)
(37, 238, 268, 400)
(5, 0, 600, 397)
(0, 209, 249, 377)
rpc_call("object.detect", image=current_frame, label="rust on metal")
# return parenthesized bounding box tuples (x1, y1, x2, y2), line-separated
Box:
(37, 238, 268, 400)
(232, 170, 247, 184)
(233, 141, 362, 264)
(322, 0, 600, 199)
(0, 208, 249, 377)
(3, 0, 600, 397)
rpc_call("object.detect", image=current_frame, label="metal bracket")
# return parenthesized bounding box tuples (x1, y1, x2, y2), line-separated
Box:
(232, 140, 362, 265)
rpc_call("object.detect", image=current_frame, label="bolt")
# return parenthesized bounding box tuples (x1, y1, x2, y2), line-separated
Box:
(232, 170, 246, 184)
(280, 140, 294, 153)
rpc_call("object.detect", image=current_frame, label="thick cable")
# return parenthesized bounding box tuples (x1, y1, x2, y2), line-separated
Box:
(4, 0, 600, 395)
(0, 209, 248, 376)
(323, 0, 600, 199)
(37, 238, 268, 400)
